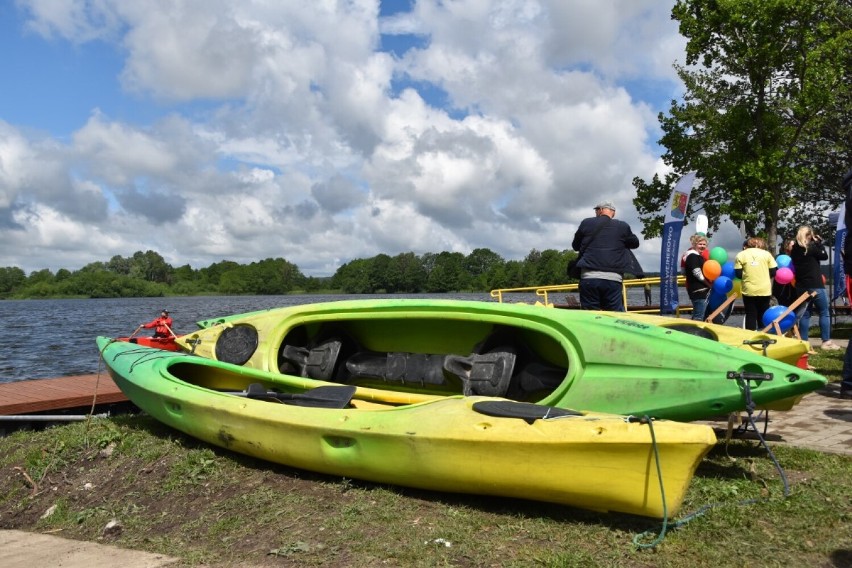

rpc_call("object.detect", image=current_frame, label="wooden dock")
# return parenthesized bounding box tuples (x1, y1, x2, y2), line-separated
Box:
(0, 374, 128, 416)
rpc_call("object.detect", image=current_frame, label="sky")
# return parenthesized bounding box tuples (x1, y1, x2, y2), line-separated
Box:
(0, 0, 749, 277)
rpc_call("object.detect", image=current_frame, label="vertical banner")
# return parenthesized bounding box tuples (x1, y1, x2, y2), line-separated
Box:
(659, 172, 697, 314)
(832, 206, 846, 301)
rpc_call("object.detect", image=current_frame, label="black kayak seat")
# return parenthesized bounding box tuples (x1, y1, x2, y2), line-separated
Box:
(472, 400, 583, 424)
(280, 339, 343, 381)
(344, 350, 517, 397)
(443, 351, 516, 397)
(345, 352, 449, 386)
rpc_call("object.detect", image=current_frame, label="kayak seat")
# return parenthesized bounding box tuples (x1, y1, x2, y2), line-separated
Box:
(345, 352, 449, 387)
(278, 325, 362, 381)
(343, 350, 517, 397)
(509, 362, 567, 399)
(472, 327, 567, 400)
(280, 338, 342, 381)
(443, 351, 516, 396)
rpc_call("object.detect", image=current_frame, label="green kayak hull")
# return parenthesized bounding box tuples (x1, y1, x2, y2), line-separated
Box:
(175, 299, 827, 422)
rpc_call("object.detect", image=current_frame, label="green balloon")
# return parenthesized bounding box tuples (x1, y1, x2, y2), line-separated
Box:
(709, 246, 728, 263)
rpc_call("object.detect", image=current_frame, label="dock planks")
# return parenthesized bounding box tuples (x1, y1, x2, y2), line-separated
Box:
(0, 374, 127, 415)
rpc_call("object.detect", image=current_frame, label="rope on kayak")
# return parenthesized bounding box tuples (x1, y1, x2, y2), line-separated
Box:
(633, 373, 791, 549)
(628, 415, 669, 549)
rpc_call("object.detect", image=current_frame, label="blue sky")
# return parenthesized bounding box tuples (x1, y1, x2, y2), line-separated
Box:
(0, 0, 737, 277)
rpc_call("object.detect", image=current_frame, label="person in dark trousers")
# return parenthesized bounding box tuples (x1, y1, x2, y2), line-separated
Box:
(142, 310, 173, 338)
(571, 200, 640, 311)
(681, 233, 712, 320)
(734, 237, 777, 330)
(790, 225, 839, 350)
(839, 167, 852, 399)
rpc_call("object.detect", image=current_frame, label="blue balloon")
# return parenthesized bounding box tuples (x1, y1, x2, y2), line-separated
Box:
(776, 254, 792, 268)
(712, 275, 733, 295)
(721, 261, 736, 279)
(761, 305, 796, 333)
(706, 289, 733, 323)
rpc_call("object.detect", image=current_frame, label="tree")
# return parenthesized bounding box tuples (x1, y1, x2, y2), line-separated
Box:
(130, 250, 173, 283)
(633, 0, 852, 252)
(389, 252, 427, 292)
(464, 248, 504, 290)
(0, 267, 26, 297)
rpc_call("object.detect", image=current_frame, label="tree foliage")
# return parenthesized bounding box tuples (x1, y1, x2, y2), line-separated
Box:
(633, 0, 852, 251)
(1, 245, 585, 299)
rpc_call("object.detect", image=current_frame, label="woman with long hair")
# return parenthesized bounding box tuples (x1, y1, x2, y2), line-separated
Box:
(790, 226, 840, 350)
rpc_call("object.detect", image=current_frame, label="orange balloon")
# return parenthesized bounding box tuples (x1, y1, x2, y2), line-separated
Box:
(702, 259, 721, 281)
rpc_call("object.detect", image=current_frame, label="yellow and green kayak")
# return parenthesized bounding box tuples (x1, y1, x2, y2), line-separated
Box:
(97, 336, 716, 518)
(175, 299, 826, 422)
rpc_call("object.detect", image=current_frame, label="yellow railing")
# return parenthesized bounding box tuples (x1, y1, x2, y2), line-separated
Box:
(490, 275, 691, 316)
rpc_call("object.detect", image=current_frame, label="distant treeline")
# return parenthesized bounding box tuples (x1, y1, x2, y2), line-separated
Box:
(0, 248, 651, 299)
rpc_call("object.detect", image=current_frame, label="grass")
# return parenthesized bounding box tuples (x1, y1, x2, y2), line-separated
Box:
(1, 342, 850, 566)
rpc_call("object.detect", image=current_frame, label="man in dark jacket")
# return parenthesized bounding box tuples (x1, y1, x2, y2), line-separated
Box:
(840, 168, 852, 399)
(571, 200, 640, 310)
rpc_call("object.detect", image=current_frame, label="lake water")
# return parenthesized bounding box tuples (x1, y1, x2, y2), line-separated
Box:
(0, 288, 729, 383)
(0, 294, 493, 383)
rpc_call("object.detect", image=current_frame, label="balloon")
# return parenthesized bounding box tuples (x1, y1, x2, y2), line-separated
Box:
(776, 254, 792, 268)
(721, 260, 736, 279)
(709, 247, 728, 263)
(762, 305, 796, 333)
(700, 248, 710, 260)
(712, 275, 733, 295)
(775, 266, 794, 285)
(702, 259, 722, 281)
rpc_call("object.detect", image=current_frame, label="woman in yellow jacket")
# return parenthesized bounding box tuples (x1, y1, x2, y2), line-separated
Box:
(734, 237, 777, 330)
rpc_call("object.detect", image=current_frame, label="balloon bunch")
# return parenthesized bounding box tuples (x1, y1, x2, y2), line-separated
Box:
(701, 247, 739, 317)
(775, 254, 794, 285)
(766, 254, 796, 333)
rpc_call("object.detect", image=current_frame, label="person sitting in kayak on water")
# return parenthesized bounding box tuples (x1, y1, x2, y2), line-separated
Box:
(142, 310, 174, 338)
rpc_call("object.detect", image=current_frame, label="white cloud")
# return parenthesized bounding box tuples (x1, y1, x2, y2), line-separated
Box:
(3, 0, 692, 276)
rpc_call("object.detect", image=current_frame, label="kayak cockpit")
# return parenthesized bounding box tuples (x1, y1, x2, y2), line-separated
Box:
(212, 318, 570, 402)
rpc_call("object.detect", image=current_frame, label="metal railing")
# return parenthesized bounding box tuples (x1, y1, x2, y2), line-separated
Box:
(490, 275, 691, 316)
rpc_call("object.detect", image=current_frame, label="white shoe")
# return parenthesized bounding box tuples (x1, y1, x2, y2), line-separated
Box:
(821, 341, 842, 351)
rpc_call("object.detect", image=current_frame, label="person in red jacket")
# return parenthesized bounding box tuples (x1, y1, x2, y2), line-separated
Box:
(142, 310, 173, 338)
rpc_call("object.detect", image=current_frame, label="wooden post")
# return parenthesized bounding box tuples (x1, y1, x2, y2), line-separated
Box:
(704, 293, 737, 323)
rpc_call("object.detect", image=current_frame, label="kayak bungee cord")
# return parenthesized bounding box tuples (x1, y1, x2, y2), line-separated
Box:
(632, 373, 791, 550)
(627, 415, 669, 549)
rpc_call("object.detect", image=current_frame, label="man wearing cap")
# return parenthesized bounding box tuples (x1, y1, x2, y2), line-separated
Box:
(838, 167, 852, 399)
(571, 200, 640, 311)
(142, 309, 174, 338)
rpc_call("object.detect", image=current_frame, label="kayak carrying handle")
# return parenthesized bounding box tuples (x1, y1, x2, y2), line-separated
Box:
(726, 371, 773, 382)
(741, 338, 777, 357)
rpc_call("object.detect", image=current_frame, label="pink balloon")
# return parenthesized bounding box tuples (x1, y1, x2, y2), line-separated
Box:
(775, 266, 794, 285)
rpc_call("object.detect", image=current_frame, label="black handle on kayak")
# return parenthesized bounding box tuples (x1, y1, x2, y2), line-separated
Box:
(726, 371, 773, 382)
